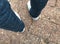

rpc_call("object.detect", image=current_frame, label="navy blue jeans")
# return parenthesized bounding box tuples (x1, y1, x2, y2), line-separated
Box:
(0, 0, 25, 32)
(30, 0, 48, 18)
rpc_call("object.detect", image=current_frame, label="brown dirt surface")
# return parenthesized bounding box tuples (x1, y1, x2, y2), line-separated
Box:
(0, 0, 60, 44)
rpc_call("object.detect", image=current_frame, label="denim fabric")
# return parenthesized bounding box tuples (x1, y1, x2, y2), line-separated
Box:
(0, 0, 25, 32)
(30, 0, 48, 18)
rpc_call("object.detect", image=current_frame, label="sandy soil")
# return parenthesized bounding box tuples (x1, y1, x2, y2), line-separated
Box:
(0, 0, 60, 44)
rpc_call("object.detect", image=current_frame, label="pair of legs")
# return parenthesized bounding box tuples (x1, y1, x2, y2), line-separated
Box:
(0, 0, 48, 32)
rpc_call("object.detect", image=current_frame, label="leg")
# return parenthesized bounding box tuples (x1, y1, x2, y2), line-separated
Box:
(27, 0, 48, 20)
(0, 0, 25, 32)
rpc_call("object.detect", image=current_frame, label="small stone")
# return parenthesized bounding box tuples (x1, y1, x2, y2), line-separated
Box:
(17, 33, 19, 35)
(1, 31, 4, 34)
(40, 39, 46, 44)
(47, 17, 50, 20)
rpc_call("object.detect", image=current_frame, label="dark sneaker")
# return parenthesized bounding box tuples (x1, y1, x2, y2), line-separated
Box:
(0, 0, 25, 32)
(27, 0, 48, 20)
(27, 0, 40, 20)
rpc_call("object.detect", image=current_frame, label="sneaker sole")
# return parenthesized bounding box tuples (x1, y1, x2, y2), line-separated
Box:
(21, 28, 25, 32)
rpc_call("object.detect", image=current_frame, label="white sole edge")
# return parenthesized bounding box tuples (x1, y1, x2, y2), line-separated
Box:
(14, 11, 21, 20)
(21, 28, 25, 32)
(8, 1, 21, 20)
(32, 16, 40, 20)
(27, 0, 31, 11)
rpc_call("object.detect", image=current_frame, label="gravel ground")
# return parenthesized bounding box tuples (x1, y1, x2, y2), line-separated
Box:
(0, 0, 60, 44)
